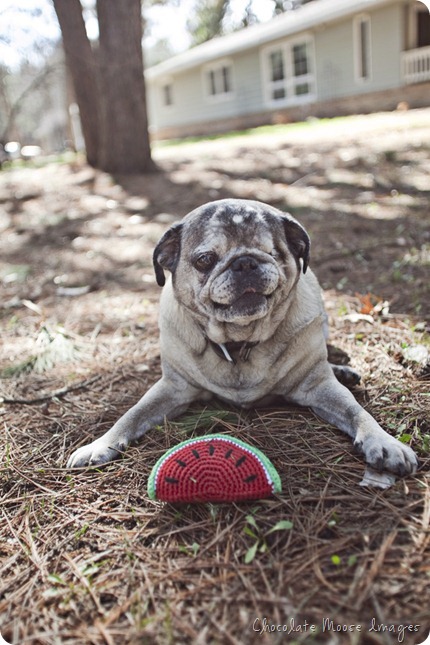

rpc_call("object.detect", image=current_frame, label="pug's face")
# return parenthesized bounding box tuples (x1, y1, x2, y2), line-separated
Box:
(153, 199, 310, 339)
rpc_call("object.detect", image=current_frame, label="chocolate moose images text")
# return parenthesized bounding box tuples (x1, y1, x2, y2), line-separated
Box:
(252, 617, 423, 642)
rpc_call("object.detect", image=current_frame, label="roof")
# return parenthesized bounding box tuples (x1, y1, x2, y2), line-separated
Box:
(145, 0, 392, 80)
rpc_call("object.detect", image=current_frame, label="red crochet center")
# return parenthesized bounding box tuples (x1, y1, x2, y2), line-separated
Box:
(153, 437, 274, 503)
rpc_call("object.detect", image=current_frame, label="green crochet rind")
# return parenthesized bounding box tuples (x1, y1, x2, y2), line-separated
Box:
(147, 433, 282, 501)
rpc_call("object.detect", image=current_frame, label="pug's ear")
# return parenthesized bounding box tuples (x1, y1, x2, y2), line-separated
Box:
(282, 215, 310, 274)
(153, 222, 183, 287)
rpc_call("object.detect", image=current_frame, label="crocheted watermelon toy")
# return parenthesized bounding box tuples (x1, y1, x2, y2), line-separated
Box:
(147, 434, 282, 503)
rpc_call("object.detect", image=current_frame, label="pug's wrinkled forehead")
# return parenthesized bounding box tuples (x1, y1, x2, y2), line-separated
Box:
(183, 199, 280, 252)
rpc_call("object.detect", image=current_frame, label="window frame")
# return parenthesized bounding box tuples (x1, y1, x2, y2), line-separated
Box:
(202, 58, 235, 102)
(159, 77, 174, 109)
(261, 35, 316, 107)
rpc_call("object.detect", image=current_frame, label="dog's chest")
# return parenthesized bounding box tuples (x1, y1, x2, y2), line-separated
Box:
(194, 344, 282, 405)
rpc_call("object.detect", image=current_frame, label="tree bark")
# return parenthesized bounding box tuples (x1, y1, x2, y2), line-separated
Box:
(52, 0, 100, 167)
(96, 0, 156, 174)
(52, 0, 155, 174)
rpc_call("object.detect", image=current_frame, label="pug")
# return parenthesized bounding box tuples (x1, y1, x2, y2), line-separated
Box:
(67, 199, 418, 477)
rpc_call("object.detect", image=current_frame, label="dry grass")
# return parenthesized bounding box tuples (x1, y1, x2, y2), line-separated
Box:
(1, 285, 429, 645)
(1, 110, 430, 644)
(1, 328, 429, 644)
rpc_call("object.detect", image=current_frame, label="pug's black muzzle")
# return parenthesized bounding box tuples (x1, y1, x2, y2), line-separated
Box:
(228, 255, 271, 297)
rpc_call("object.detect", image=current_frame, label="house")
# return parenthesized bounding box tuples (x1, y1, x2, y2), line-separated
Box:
(145, 0, 430, 140)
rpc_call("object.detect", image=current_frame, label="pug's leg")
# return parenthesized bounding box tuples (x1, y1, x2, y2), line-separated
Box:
(330, 364, 361, 388)
(67, 374, 203, 468)
(288, 373, 418, 476)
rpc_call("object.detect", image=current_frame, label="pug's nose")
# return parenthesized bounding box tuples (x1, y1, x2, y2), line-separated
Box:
(231, 255, 259, 272)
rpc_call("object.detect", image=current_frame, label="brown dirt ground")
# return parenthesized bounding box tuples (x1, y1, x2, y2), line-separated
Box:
(0, 108, 429, 644)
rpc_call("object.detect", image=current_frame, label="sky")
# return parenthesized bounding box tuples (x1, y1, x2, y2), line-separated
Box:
(2, 0, 430, 69)
(0, 0, 275, 69)
(76, 0, 276, 53)
(0, 1, 60, 69)
(144, 0, 274, 51)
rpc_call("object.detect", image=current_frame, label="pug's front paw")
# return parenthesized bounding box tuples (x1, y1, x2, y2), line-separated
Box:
(67, 437, 125, 468)
(354, 431, 418, 477)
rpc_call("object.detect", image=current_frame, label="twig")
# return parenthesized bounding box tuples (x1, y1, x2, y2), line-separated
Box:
(8, 464, 62, 497)
(0, 375, 102, 405)
(94, 619, 116, 645)
(354, 531, 398, 608)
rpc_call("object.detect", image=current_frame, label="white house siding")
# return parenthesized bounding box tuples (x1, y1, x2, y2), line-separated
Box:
(369, 3, 403, 89)
(314, 3, 403, 102)
(148, 49, 266, 132)
(147, 72, 200, 130)
(315, 19, 356, 102)
(233, 50, 266, 115)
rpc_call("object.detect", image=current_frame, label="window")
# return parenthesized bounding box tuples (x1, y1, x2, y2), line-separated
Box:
(204, 61, 234, 100)
(162, 83, 173, 107)
(293, 44, 309, 77)
(160, 79, 174, 108)
(407, 3, 430, 50)
(264, 38, 315, 104)
(269, 50, 286, 99)
(270, 50, 284, 81)
(417, 9, 430, 48)
(354, 15, 372, 82)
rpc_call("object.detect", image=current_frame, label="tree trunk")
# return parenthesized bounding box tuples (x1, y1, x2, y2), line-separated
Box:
(52, 0, 100, 167)
(52, 0, 155, 174)
(96, 0, 156, 174)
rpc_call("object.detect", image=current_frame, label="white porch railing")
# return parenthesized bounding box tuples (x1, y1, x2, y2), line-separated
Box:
(401, 46, 430, 84)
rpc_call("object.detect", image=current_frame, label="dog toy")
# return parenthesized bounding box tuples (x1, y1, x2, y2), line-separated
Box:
(147, 434, 281, 503)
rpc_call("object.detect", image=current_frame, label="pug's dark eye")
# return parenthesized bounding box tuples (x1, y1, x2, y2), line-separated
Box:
(193, 252, 218, 272)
